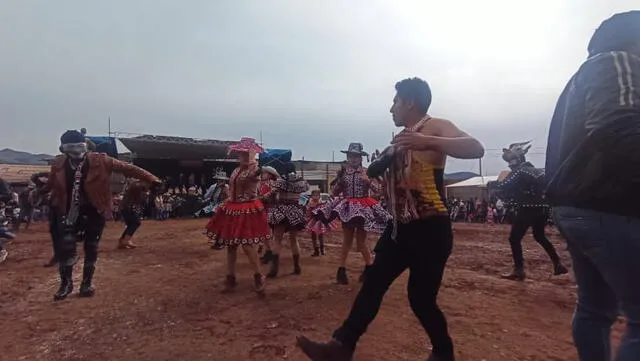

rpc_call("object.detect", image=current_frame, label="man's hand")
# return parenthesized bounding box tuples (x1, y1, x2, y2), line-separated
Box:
(391, 131, 436, 152)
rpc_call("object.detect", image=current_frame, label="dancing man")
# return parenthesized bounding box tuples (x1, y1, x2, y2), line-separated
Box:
(297, 77, 485, 361)
(266, 161, 309, 278)
(545, 11, 640, 361)
(46, 130, 160, 301)
(312, 142, 391, 285)
(0, 176, 15, 263)
(118, 179, 160, 249)
(205, 137, 271, 295)
(487, 141, 568, 281)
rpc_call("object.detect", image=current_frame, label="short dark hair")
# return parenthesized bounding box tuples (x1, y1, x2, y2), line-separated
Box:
(588, 11, 640, 56)
(395, 77, 432, 113)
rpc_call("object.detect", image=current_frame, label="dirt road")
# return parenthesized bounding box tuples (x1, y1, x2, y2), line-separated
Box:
(0, 219, 606, 360)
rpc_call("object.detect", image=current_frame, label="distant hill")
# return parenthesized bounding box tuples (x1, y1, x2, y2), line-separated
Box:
(0, 148, 54, 165)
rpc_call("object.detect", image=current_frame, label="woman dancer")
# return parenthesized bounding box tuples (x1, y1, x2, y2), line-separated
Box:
(306, 190, 339, 257)
(266, 162, 309, 278)
(205, 137, 270, 295)
(258, 166, 279, 264)
(313, 142, 391, 285)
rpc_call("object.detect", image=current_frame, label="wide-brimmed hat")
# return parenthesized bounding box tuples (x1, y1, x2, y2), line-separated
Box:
(340, 142, 368, 156)
(228, 137, 264, 155)
(260, 166, 279, 178)
(212, 167, 229, 180)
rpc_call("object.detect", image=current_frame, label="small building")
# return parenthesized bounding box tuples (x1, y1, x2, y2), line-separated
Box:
(445, 175, 499, 200)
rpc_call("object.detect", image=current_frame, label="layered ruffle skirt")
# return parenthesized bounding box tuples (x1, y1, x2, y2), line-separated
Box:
(312, 197, 391, 233)
(268, 202, 306, 231)
(205, 199, 271, 248)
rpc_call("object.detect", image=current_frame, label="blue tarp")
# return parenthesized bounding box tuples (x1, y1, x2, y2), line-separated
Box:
(86, 136, 118, 158)
(259, 148, 292, 175)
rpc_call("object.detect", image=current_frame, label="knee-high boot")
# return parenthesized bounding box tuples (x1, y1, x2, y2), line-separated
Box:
(79, 263, 96, 297)
(53, 265, 74, 301)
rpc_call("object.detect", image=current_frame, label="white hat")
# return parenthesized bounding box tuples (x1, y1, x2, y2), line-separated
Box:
(261, 166, 279, 178)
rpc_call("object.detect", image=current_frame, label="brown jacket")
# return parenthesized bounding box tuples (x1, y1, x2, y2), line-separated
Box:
(120, 180, 150, 209)
(46, 153, 159, 215)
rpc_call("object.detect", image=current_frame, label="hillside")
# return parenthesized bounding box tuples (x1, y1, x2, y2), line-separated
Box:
(0, 148, 54, 165)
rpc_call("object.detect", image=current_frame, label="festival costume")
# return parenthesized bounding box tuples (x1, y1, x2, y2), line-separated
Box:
(298, 117, 456, 361)
(196, 168, 229, 218)
(205, 139, 271, 250)
(312, 144, 391, 233)
(47, 130, 159, 301)
(267, 174, 309, 231)
(118, 180, 154, 249)
(487, 141, 567, 281)
(306, 197, 338, 256)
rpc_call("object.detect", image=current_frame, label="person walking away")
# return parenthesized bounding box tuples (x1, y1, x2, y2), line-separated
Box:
(545, 11, 640, 361)
(297, 77, 485, 361)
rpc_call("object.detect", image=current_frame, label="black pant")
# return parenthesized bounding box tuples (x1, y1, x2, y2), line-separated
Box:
(55, 208, 106, 267)
(120, 207, 141, 238)
(508, 207, 560, 268)
(48, 208, 60, 261)
(333, 217, 454, 359)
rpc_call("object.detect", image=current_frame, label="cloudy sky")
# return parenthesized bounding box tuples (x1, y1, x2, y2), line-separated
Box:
(0, 0, 635, 174)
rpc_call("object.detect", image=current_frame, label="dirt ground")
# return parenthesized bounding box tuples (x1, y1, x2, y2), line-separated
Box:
(0, 219, 624, 361)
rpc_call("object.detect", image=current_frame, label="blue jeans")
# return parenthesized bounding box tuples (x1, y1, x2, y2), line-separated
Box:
(553, 206, 640, 361)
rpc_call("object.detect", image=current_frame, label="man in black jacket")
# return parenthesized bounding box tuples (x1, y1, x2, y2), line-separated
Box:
(545, 11, 640, 361)
(487, 141, 567, 281)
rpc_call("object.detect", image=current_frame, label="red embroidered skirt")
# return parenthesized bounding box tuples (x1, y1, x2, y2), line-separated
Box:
(205, 199, 271, 247)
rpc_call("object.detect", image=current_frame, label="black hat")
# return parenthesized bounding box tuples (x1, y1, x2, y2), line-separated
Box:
(340, 142, 368, 156)
(60, 130, 85, 145)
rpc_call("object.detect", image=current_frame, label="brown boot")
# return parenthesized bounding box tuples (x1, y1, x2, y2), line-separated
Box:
(118, 236, 137, 249)
(253, 273, 266, 296)
(296, 335, 353, 361)
(221, 275, 237, 293)
(501, 267, 525, 281)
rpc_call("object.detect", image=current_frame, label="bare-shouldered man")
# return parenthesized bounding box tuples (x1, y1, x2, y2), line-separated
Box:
(297, 77, 484, 361)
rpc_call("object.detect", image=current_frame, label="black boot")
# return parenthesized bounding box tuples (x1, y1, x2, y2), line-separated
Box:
(267, 254, 280, 278)
(261, 250, 273, 265)
(53, 265, 74, 301)
(312, 247, 320, 257)
(501, 267, 525, 281)
(79, 264, 96, 297)
(293, 254, 302, 275)
(336, 267, 348, 285)
(319, 235, 325, 255)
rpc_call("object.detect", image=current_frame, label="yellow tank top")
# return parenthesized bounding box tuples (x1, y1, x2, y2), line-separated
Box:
(407, 156, 448, 218)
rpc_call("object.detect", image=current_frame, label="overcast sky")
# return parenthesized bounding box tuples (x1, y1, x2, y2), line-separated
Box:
(0, 0, 635, 174)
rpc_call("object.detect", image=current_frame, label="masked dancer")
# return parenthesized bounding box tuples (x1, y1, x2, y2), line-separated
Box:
(205, 137, 270, 295)
(297, 77, 485, 361)
(265, 162, 309, 278)
(312, 143, 391, 285)
(487, 141, 568, 281)
(45, 130, 160, 301)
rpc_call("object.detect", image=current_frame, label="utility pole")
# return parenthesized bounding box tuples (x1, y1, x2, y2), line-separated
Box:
(108, 116, 111, 137)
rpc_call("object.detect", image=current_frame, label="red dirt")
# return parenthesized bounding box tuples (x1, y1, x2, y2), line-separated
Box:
(0, 220, 623, 360)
